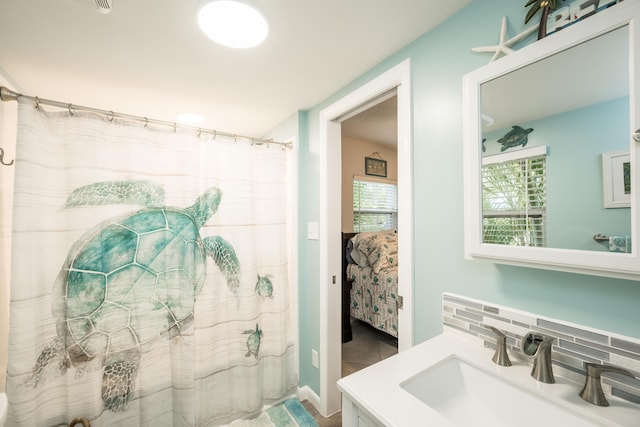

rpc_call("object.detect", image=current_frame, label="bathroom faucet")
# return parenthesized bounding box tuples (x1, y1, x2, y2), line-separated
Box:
(522, 333, 555, 383)
(487, 326, 512, 367)
(580, 363, 637, 407)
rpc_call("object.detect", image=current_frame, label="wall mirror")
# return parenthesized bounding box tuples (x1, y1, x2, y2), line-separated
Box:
(463, 0, 640, 280)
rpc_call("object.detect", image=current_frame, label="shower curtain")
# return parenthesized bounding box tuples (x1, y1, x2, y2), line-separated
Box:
(5, 99, 297, 426)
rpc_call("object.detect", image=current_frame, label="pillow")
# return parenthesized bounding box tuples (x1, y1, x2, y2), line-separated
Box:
(352, 229, 394, 242)
(345, 237, 357, 264)
(355, 232, 398, 273)
(369, 234, 398, 273)
(349, 230, 395, 268)
(350, 241, 369, 268)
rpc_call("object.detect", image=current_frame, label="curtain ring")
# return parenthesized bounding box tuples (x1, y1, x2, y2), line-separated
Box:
(68, 417, 91, 427)
(213, 130, 217, 140)
(143, 117, 148, 127)
(173, 123, 177, 133)
(107, 111, 115, 122)
(67, 104, 74, 116)
(0, 147, 15, 166)
(34, 97, 40, 110)
(197, 128, 202, 137)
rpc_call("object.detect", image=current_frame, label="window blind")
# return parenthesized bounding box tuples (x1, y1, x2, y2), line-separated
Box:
(353, 179, 398, 232)
(482, 148, 546, 246)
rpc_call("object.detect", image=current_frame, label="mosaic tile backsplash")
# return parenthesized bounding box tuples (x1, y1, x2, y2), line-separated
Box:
(442, 293, 640, 405)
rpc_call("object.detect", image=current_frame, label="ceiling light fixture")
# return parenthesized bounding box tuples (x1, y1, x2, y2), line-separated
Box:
(198, 1, 268, 49)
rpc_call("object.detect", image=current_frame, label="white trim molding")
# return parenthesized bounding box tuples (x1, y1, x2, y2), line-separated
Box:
(318, 58, 413, 416)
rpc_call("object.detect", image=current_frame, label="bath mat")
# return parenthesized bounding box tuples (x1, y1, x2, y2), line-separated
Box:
(228, 397, 319, 426)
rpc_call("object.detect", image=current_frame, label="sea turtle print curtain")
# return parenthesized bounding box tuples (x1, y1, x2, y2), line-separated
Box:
(5, 99, 296, 426)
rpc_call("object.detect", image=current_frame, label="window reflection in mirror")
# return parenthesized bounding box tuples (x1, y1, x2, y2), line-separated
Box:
(479, 26, 631, 252)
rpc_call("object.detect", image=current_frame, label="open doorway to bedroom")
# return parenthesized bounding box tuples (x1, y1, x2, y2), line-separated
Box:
(340, 94, 399, 376)
(318, 59, 413, 416)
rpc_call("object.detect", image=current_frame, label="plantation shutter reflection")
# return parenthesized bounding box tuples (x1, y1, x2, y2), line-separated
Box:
(482, 152, 546, 246)
(353, 179, 398, 232)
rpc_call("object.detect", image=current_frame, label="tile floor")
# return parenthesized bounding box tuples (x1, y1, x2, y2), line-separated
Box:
(304, 319, 398, 426)
(342, 319, 398, 377)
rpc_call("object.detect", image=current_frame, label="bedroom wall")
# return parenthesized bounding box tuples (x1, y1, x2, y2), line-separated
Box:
(293, 0, 640, 398)
(341, 137, 397, 231)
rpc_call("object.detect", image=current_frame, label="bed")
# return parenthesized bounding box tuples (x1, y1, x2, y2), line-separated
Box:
(342, 230, 399, 342)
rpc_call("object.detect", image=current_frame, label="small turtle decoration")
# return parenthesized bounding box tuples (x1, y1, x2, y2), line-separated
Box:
(26, 180, 241, 412)
(243, 323, 263, 359)
(255, 274, 273, 298)
(498, 125, 534, 152)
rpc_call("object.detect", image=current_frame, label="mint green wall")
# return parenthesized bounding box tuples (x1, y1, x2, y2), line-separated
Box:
(292, 0, 640, 396)
(483, 97, 631, 250)
(543, 97, 631, 249)
(264, 111, 321, 393)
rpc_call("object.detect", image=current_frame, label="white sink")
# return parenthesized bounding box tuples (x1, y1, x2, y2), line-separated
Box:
(400, 356, 603, 427)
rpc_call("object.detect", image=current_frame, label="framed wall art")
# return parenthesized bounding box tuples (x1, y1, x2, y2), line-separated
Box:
(602, 150, 630, 208)
(365, 156, 387, 178)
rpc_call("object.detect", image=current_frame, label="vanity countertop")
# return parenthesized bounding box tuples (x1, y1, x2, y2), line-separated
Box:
(336, 332, 640, 427)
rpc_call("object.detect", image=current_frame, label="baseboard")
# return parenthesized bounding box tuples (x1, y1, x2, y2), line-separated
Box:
(297, 385, 320, 412)
(297, 385, 341, 418)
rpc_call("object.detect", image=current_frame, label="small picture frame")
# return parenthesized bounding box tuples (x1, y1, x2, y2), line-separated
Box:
(602, 150, 630, 208)
(365, 157, 387, 178)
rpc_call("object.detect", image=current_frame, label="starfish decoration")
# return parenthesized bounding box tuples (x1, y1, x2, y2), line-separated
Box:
(472, 17, 537, 63)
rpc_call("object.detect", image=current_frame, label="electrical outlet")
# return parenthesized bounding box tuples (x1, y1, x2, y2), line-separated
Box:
(312, 349, 319, 369)
(307, 222, 319, 240)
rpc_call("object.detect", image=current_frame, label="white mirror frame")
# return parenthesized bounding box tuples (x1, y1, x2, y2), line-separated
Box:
(463, 0, 640, 281)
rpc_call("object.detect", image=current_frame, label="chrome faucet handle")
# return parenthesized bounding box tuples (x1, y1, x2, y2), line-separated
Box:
(522, 333, 555, 383)
(531, 335, 555, 384)
(487, 326, 512, 367)
(580, 363, 637, 407)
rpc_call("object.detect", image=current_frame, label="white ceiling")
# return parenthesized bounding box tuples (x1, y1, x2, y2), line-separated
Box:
(0, 0, 470, 140)
(342, 95, 398, 147)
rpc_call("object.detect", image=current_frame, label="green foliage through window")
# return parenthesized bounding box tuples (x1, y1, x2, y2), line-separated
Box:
(353, 179, 397, 232)
(482, 154, 546, 246)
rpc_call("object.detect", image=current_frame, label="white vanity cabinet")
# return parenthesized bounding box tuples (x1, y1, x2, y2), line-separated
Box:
(337, 331, 640, 427)
(341, 395, 384, 427)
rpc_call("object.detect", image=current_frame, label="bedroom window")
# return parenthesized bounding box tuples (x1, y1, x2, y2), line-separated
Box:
(482, 146, 547, 246)
(353, 179, 398, 232)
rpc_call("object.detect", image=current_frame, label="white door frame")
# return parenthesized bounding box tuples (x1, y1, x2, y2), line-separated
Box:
(318, 59, 414, 416)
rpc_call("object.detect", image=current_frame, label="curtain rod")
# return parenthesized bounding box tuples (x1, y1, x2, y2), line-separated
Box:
(0, 86, 291, 149)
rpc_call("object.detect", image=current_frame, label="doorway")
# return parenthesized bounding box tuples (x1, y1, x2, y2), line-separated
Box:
(318, 59, 414, 416)
(341, 93, 399, 374)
